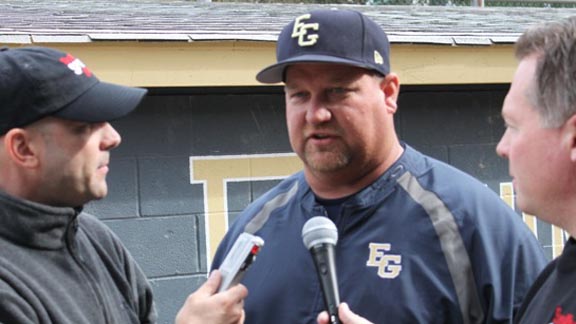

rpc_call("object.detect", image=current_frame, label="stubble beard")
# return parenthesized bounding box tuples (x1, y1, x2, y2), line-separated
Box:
(302, 144, 351, 173)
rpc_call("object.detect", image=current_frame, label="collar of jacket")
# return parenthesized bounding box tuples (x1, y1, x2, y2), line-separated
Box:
(0, 190, 81, 250)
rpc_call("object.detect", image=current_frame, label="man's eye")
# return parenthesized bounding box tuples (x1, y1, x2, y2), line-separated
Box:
(290, 92, 308, 100)
(327, 88, 350, 96)
(503, 122, 515, 130)
(72, 123, 94, 134)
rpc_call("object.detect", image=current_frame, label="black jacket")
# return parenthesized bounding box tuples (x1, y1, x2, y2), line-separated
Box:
(515, 237, 576, 323)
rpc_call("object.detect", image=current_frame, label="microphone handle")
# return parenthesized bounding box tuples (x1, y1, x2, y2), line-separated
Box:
(311, 244, 341, 324)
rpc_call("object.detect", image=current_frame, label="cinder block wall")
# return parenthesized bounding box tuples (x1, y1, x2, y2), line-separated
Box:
(85, 84, 555, 324)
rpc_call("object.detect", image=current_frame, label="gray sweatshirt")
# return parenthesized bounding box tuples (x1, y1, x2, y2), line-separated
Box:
(0, 191, 156, 323)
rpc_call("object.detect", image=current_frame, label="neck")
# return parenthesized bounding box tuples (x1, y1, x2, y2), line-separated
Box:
(306, 142, 404, 199)
(0, 166, 42, 204)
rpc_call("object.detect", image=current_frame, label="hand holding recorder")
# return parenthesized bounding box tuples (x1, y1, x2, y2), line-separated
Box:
(175, 270, 247, 324)
(175, 232, 263, 324)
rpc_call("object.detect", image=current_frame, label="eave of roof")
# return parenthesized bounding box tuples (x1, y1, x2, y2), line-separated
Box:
(2, 0, 576, 46)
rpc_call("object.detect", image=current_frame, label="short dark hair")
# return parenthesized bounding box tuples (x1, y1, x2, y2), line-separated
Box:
(515, 16, 576, 128)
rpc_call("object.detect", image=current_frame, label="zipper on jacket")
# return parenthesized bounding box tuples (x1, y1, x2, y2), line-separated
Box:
(65, 218, 113, 324)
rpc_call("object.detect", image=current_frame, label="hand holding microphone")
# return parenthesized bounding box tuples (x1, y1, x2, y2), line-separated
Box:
(302, 216, 341, 324)
(317, 303, 374, 324)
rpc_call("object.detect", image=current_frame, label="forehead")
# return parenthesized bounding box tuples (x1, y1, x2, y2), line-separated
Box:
(502, 56, 538, 118)
(284, 63, 369, 84)
(31, 117, 92, 137)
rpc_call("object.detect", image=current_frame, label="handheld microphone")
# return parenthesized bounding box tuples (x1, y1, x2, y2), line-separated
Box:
(302, 216, 341, 324)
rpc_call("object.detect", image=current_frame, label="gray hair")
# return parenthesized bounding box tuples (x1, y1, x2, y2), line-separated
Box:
(515, 16, 576, 128)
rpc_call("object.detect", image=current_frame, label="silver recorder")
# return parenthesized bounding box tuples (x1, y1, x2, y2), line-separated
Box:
(217, 232, 264, 292)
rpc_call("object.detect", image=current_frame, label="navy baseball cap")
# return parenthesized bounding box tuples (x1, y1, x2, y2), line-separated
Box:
(256, 9, 391, 84)
(0, 46, 147, 135)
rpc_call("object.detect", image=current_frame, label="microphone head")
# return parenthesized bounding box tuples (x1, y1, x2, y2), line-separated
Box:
(302, 216, 338, 249)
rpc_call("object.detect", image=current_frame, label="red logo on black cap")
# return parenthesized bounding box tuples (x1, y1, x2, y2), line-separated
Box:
(59, 54, 92, 77)
(553, 306, 576, 324)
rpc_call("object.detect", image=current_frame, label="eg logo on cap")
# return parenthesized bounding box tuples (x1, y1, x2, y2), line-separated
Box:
(291, 14, 319, 47)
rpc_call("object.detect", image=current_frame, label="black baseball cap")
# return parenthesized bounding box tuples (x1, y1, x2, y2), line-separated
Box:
(256, 9, 391, 84)
(0, 46, 147, 135)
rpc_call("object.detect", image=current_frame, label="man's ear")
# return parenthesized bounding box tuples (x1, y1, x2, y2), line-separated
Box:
(3, 128, 41, 168)
(381, 73, 400, 113)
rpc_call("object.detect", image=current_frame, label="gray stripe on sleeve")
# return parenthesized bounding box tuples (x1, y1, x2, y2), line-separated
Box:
(397, 172, 484, 324)
(244, 181, 299, 234)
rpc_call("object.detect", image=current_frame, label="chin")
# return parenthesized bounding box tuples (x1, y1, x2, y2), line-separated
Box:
(305, 152, 349, 172)
(90, 186, 109, 201)
(95, 191, 108, 200)
(307, 160, 347, 172)
(515, 197, 534, 216)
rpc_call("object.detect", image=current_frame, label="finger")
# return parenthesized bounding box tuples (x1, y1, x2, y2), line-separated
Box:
(197, 270, 222, 296)
(339, 303, 357, 322)
(238, 309, 246, 324)
(316, 310, 329, 324)
(340, 302, 351, 315)
(339, 303, 372, 324)
(227, 283, 248, 300)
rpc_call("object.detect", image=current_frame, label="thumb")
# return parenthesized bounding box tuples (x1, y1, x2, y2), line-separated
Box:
(197, 270, 222, 296)
(339, 303, 373, 324)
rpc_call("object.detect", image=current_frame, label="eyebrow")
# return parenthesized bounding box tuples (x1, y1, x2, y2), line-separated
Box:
(283, 83, 299, 91)
(329, 71, 363, 84)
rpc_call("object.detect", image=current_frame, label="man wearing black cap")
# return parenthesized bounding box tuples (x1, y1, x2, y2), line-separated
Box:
(211, 9, 547, 324)
(0, 47, 246, 324)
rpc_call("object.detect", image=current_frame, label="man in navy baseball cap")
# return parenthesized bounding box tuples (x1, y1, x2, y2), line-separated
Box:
(212, 8, 547, 324)
(256, 9, 390, 83)
(0, 46, 146, 135)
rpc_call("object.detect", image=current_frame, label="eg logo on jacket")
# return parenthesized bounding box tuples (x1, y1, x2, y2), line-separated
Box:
(366, 243, 402, 279)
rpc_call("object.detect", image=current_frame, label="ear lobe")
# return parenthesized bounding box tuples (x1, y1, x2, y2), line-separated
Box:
(3, 129, 40, 168)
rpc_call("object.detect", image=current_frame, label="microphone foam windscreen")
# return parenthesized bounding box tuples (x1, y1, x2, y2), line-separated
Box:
(302, 216, 338, 249)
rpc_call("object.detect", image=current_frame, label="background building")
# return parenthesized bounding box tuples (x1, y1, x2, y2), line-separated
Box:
(2, 1, 575, 322)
